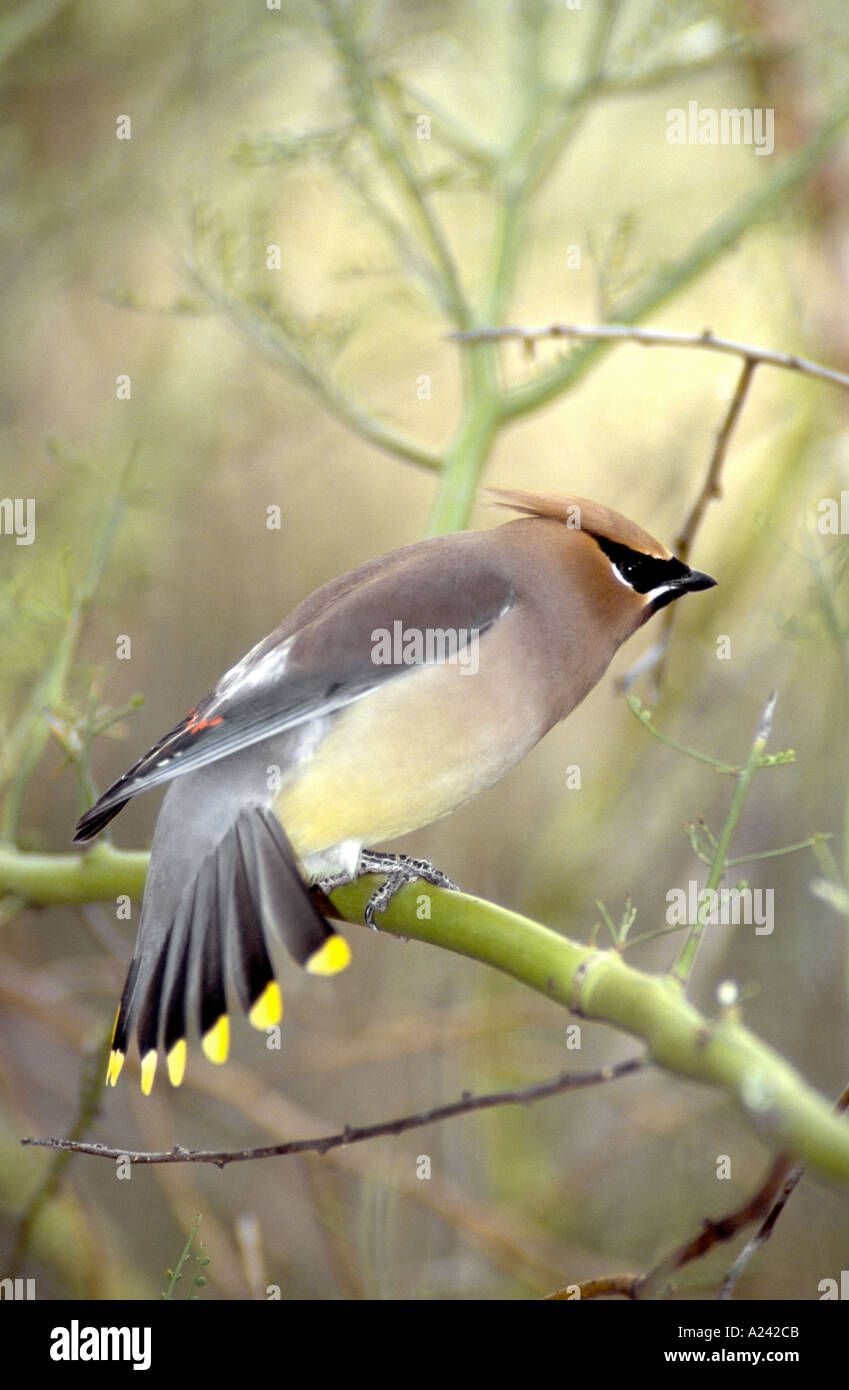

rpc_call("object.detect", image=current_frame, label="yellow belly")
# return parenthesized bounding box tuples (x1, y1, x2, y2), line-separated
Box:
(274, 651, 537, 860)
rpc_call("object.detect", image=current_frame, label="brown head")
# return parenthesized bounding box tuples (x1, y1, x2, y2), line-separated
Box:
(491, 487, 716, 629)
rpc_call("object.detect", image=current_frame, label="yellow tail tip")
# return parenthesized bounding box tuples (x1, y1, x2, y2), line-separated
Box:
(249, 981, 282, 1030)
(202, 1014, 230, 1064)
(106, 1049, 125, 1088)
(166, 1039, 187, 1088)
(140, 1050, 158, 1096)
(306, 933, 351, 976)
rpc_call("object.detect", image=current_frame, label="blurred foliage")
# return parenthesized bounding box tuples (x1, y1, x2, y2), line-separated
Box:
(2, 0, 849, 1301)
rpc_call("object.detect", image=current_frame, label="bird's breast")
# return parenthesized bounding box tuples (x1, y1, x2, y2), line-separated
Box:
(274, 615, 558, 868)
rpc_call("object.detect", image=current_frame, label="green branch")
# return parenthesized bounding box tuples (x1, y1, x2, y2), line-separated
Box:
(327, 876, 849, 1184)
(0, 843, 148, 907)
(425, 341, 500, 535)
(7, 836, 849, 1182)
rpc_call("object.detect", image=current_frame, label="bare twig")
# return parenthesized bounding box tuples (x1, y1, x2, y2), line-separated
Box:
(718, 1162, 803, 1302)
(646, 356, 758, 690)
(452, 321, 849, 393)
(674, 358, 759, 561)
(21, 1057, 644, 1167)
(553, 1151, 795, 1300)
(637, 1152, 794, 1300)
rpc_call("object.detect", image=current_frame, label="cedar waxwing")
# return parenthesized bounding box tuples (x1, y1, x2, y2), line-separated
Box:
(74, 489, 715, 1093)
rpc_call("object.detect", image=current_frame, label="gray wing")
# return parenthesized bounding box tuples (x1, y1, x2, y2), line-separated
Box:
(74, 536, 515, 840)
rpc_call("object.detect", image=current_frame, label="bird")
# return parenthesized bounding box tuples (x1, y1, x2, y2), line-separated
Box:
(74, 489, 716, 1093)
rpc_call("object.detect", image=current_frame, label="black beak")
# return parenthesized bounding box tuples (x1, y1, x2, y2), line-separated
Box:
(677, 567, 716, 593)
(646, 565, 717, 617)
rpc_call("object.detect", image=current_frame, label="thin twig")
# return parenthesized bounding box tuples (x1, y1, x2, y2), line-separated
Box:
(675, 358, 759, 561)
(637, 1151, 795, 1300)
(718, 1162, 803, 1302)
(452, 321, 849, 392)
(671, 692, 777, 983)
(647, 357, 757, 690)
(21, 1057, 644, 1167)
(549, 1154, 794, 1299)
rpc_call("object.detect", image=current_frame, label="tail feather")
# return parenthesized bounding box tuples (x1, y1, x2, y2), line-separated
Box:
(106, 805, 350, 1093)
(161, 888, 195, 1054)
(197, 854, 228, 1044)
(231, 817, 278, 1012)
(243, 809, 342, 972)
(136, 943, 169, 1062)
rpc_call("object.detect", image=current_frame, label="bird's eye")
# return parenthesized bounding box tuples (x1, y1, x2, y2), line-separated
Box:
(616, 554, 640, 583)
(593, 536, 688, 594)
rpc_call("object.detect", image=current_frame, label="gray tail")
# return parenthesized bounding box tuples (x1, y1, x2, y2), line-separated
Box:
(107, 806, 350, 1093)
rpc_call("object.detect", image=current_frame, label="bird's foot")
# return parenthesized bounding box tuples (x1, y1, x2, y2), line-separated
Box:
(357, 850, 458, 930)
